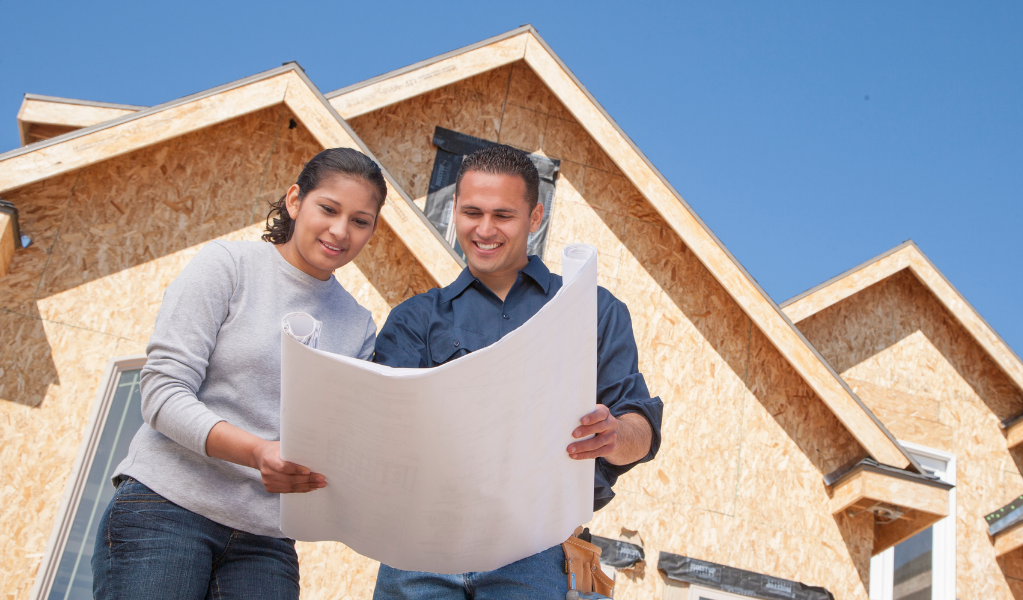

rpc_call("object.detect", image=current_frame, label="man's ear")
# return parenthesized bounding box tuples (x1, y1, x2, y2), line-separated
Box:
(529, 201, 545, 234)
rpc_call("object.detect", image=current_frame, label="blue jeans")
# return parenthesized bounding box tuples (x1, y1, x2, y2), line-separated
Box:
(373, 544, 569, 600)
(92, 478, 300, 600)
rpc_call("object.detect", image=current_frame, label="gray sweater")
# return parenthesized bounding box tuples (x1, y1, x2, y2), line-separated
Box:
(114, 240, 375, 538)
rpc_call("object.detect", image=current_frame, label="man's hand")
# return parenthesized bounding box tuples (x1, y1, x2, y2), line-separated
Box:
(568, 406, 654, 466)
(568, 404, 618, 460)
(252, 440, 326, 494)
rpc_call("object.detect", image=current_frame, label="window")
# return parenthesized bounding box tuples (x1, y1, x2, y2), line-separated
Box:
(31, 356, 146, 600)
(869, 442, 956, 600)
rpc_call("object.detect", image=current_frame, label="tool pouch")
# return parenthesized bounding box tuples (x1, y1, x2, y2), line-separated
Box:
(562, 532, 614, 597)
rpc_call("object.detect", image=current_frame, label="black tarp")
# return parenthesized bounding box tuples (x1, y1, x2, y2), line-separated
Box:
(987, 494, 1023, 536)
(424, 126, 559, 259)
(590, 535, 645, 569)
(657, 553, 834, 600)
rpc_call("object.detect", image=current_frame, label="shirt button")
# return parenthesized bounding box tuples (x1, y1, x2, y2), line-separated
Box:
(453, 340, 460, 347)
(503, 314, 509, 320)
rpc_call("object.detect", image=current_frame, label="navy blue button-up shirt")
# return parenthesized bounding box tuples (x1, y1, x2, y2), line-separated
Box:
(373, 255, 663, 511)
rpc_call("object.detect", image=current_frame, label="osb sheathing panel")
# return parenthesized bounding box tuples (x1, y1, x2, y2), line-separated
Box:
(0, 106, 434, 599)
(352, 61, 876, 600)
(796, 269, 1023, 599)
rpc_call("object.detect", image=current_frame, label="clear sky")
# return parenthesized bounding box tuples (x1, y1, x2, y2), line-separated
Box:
(2, 2, 1020, 354)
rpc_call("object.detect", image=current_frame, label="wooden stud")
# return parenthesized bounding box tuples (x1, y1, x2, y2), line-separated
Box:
(0, 212, 13, 278)
(1007, 418, 1023, 449)
(995, 522, 1023, 557)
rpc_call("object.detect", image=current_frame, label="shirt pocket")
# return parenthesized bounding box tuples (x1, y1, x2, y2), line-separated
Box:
(430, 327, 487, 365)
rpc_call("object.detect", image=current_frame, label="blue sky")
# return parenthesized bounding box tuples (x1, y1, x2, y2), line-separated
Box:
(2, 2, 1020, 353)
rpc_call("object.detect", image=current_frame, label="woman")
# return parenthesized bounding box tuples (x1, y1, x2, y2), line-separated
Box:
(92, 148, 386, 600)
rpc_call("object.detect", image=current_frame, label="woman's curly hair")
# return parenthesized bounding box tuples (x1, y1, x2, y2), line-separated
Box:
(263, 148, 388, 245)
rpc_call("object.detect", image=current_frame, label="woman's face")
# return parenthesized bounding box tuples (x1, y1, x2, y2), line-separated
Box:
(281, 175, 380, 280)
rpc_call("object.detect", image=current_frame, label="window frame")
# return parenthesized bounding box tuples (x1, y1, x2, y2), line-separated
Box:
(868, 440, 957, 600)
(686, 584, 768, 600)
(29, 355, 146, 600)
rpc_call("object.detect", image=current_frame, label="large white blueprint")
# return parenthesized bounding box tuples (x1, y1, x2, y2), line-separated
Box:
(279, 244, 598, 574)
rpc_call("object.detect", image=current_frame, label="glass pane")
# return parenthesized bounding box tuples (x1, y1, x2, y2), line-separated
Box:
(47, 370, 144, 600)
(893, 526, 933, 600)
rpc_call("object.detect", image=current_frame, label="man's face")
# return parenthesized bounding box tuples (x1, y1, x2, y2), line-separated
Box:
(452, 171, 543, 276)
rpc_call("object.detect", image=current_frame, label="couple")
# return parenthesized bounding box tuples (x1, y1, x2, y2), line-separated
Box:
(93, 145, 663, 599)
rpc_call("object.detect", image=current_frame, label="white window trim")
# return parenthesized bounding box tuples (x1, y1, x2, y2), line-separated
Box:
(869, 440, 956, 600)
(687, 584, 767, 600)
(29, 355, 146, 600)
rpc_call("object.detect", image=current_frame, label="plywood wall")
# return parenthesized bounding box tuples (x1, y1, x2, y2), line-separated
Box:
(0, 105, 431, 599)
(350, 60, 874, 600)
(797, 269, 1023, 599)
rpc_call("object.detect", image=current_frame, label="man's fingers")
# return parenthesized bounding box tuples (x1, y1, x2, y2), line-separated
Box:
(578, 405, 610, 427)
(567, 431, 617, 458)
(573, 418, 613, 439)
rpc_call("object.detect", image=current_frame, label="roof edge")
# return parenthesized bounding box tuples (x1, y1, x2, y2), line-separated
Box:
(21, 93, 147, 112)
(1, 64, 302, 164)
(324, 25, 535, 99)
(520, 29, 923, 474)
(780, 240, 916, 309)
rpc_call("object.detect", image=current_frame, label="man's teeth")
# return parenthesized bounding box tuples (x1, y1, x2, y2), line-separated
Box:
(476, 242, 500, 250)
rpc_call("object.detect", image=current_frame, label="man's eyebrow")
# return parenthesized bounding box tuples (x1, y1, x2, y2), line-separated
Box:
(460, 204, 519, 214)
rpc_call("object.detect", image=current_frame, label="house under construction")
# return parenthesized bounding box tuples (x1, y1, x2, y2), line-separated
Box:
(2, 26, 1021, 600)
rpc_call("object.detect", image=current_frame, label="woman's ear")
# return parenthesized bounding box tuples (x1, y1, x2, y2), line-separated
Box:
(284, 184, 302, 220)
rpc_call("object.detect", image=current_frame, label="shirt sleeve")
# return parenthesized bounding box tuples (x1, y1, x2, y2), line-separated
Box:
(594, 291, 664, 482)
(372, 299, 430, 368)
(139, 242, 233, 457)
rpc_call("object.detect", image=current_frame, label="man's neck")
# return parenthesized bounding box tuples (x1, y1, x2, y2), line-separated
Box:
(469, 255, 530, 301)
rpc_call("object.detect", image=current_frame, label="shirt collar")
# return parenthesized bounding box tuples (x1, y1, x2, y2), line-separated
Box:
(439, 255, 552, 303)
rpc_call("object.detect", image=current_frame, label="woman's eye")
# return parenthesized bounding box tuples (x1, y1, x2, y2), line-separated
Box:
(354, 219, 369, 227)
(321, 205, 337, 214)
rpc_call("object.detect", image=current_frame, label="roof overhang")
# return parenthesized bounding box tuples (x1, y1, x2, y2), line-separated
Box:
(326, 25, 916, 471)
(17, 94, 144, 146)
(782, 240, 1023, 448)
(826, 459, 952, 555)
(0, 64, 464, 288)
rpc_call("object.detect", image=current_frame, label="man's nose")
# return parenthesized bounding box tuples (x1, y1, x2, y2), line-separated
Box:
(476, 215, 496, 237)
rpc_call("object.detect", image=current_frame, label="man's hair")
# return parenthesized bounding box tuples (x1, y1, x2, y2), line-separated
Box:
(455, 145, 540, 208)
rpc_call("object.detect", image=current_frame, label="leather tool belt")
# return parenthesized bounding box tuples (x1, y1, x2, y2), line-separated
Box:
(562, 527, 614, 598)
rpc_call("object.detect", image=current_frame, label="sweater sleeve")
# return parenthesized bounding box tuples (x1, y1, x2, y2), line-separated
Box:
(139, 242, 235, 457)
(357, 313, 377, 361)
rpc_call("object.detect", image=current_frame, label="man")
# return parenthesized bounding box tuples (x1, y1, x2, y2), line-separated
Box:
(372, 145, 663, 599)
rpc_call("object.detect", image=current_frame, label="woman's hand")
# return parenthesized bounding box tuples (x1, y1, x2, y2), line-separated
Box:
(205, 421, 326, 494)
(252, 440, 326, 494)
